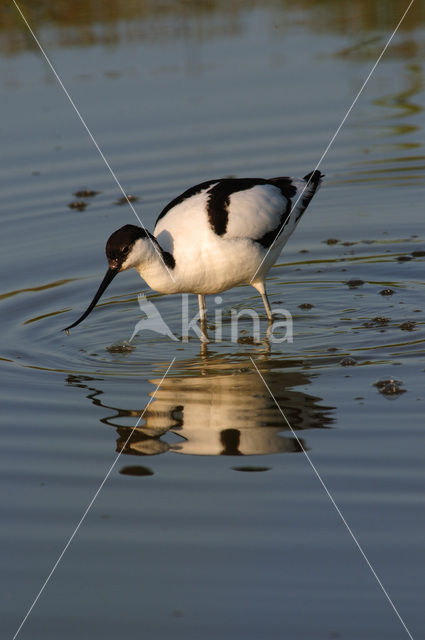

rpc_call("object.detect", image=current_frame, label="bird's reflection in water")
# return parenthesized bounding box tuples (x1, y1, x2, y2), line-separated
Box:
(66, 353, 334, 461)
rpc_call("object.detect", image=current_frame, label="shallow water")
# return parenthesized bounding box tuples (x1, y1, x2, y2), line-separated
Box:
(1, 2, 425, 639)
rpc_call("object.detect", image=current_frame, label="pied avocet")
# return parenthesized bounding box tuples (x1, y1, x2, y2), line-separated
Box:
(64, 170, 323, 333)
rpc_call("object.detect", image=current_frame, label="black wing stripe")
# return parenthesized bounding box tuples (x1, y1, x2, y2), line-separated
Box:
(256, 198, 292, 248)
(207, 178, 269, 236)
(255, 170, 323, 248)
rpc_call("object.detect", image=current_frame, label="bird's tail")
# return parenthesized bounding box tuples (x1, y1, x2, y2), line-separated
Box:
(289, 169, 324, 223)
(302, 169, 324, 203)
(303, 169, 324, 185)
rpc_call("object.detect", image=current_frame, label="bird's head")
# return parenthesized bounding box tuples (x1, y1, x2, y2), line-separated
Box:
(105, 224, 151, 271)
(63, 224, 152, 332)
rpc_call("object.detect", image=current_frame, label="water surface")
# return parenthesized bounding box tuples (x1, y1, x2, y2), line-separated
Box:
(1, 2, 424, 639)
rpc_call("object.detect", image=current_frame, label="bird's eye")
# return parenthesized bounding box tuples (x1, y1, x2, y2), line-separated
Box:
(122, 246, 129, 255)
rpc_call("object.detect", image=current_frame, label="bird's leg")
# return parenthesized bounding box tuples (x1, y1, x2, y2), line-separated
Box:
(198, 294, 209, 342)
(252, 282, 273, 322)
(198, 294, 207, 322)
(261, 291, 273, 323)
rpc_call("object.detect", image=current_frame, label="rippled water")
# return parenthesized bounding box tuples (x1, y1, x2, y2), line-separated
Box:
(1, 2, 425, 639)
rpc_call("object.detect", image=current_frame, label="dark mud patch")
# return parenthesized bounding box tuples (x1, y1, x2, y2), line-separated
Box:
(399, 321, 417, 331)
(74, 189, 99, 198)
(363, 316, 390, 328)
(68, 200, 87, 210)
(115, 194, 139, 205)
(339, 357, 356, 367)
(346, 279, 364, 288)
(374, 379, 406, 397)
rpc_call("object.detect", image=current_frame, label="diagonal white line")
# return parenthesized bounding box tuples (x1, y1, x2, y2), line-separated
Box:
(250, 0, 415, 284)
(11, 0, 175, 283)
(12, 358, 176, 640)
(250, 357, 414, 640)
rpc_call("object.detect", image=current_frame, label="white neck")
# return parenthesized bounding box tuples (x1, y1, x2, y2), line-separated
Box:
(124, 237, 178, 293)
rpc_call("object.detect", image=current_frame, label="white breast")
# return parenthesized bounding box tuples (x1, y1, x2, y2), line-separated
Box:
(154, 203, 260, 292)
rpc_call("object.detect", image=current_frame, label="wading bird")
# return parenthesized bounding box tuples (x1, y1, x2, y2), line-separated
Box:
(64, 170, 323, 334)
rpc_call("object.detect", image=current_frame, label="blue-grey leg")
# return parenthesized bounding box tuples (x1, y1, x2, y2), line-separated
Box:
(252, 282, 273, 321)
(198, 294, 209, 342)
(198, 294, 207, 322)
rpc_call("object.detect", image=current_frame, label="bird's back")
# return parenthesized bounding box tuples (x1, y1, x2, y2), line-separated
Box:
(151, 171, 322, 293)
(154, 172, 321, 244)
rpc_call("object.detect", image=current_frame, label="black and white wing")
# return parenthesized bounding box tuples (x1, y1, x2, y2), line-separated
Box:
(154, 171, 323, 252)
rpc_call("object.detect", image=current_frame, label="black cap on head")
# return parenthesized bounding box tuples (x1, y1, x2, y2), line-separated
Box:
(63, 225, 147, 333)
(106, 224, 148, 267)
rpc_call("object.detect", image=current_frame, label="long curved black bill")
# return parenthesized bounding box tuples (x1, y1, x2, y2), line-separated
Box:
(63, 267, 119, 333)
